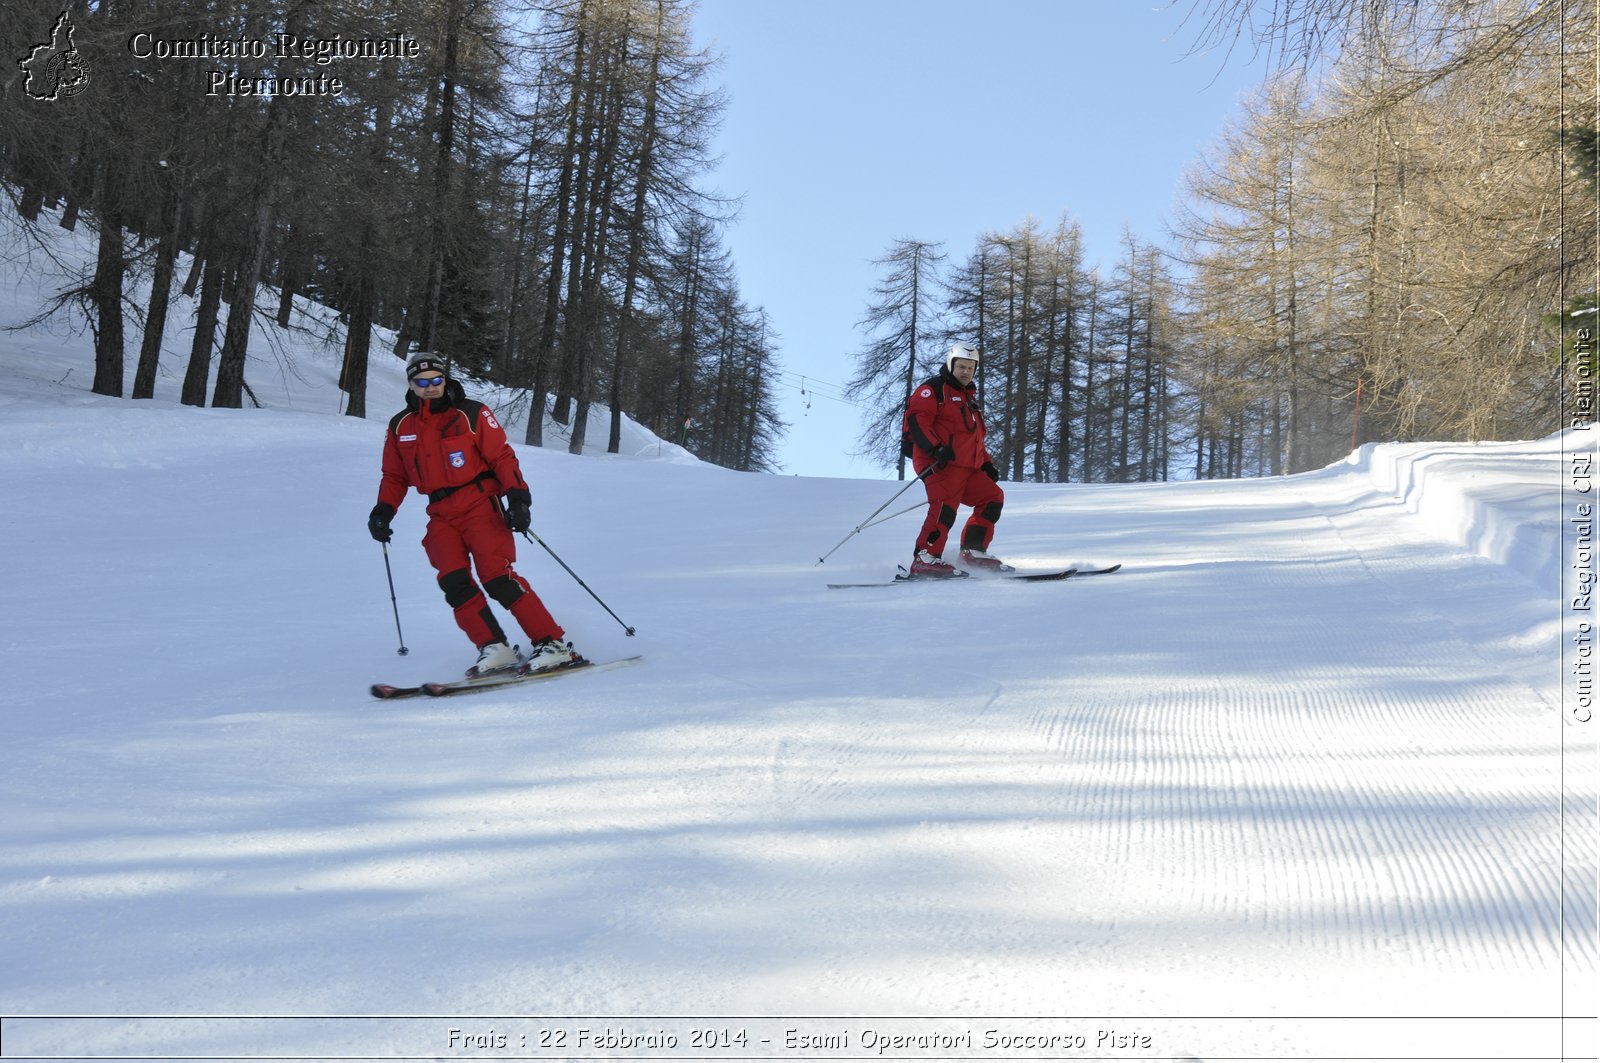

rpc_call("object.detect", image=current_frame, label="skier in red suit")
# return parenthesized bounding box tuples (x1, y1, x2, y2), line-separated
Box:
(367, 354, 579, 676)
(902, 343, 1006, 577)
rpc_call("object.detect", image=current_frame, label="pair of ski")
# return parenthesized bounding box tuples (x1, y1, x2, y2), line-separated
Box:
(371, 655, 643, 700)
(827, 562, 1121, 589)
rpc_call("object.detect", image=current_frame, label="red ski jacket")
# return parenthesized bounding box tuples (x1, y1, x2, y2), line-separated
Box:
(377, 388, 528, 512)
(904, 370, 992, 473)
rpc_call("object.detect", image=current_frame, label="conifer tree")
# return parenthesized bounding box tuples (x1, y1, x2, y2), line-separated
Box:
(848, 239, 947, 478)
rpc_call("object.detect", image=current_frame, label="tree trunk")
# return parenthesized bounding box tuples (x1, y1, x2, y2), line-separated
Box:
(132, 179, 182, 399)
(609, 3, 666, 455)
(341, 282, 373, 419)
(89, 168, 125, 398)
(340, 93, 393, 421)
(568, 43, 626, 456)
(275, 224, 303, 329)
(555, 12, 624, 431)
(420, 0, 461, 356)
(528, 4, 590, 445)
(181, 254, 223, 407)
(211, 10, 300, 409)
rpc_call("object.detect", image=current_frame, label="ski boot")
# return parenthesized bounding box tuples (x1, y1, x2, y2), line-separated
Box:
(525, 637, 581, 674)
(467, 641, 521, 679)
(959, 547, 1013, 573)
(909, 550, 960, 578)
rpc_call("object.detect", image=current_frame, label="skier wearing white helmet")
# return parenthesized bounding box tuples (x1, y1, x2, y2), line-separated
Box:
(900, 343, 1006, 577)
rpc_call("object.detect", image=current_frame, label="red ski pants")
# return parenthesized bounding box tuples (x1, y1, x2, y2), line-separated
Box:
(421, 494, 563, 649)
(914, 464, 1005, 557)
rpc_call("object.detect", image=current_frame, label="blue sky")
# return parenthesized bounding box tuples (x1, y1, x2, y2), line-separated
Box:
(688, 0, 1276, 479)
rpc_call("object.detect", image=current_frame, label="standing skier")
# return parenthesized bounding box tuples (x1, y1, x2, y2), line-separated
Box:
(902, 343, 1006, 577)
(367, 354, 581, 676)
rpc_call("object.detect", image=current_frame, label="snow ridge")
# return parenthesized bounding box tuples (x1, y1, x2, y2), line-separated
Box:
(1337, 434, 1577, 591)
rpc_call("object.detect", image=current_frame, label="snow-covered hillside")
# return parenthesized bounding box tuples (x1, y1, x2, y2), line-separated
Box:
(0, 207, 693, 463)
(0, 210, 1595, 1062)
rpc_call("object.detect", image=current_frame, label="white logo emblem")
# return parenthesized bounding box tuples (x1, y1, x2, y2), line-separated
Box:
(448, 451, 466, 468)
(919, 388, 932, 398)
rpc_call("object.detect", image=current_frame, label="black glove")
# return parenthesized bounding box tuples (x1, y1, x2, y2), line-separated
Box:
(367, 502, 395, 543)
(929, 443, 957, 467)
(981, 460, 1000, 482)
(504, 488, 532, 533)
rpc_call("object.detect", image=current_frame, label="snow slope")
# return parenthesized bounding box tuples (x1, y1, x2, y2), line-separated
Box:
(0, 211, 1595, 1061)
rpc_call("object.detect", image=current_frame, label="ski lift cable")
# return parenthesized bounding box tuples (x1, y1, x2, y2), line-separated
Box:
(774, 370, 871, 410)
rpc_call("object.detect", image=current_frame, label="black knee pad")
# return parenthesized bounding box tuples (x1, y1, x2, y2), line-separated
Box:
(438, 568, 479, 609)
(937, 504, 958, 528)
(980, 500, 1003, 523)
(484, 574, 524, 608)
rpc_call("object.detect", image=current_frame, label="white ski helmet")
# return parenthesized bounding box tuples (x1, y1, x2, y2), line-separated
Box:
(945, 343, 979, 372)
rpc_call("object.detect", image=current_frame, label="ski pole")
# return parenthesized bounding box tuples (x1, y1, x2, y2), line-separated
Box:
(380, 542, 409, 656)
(521, 528, 637, 637)
(857, 501, 925, 533)
(815, 463, 936, 565)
